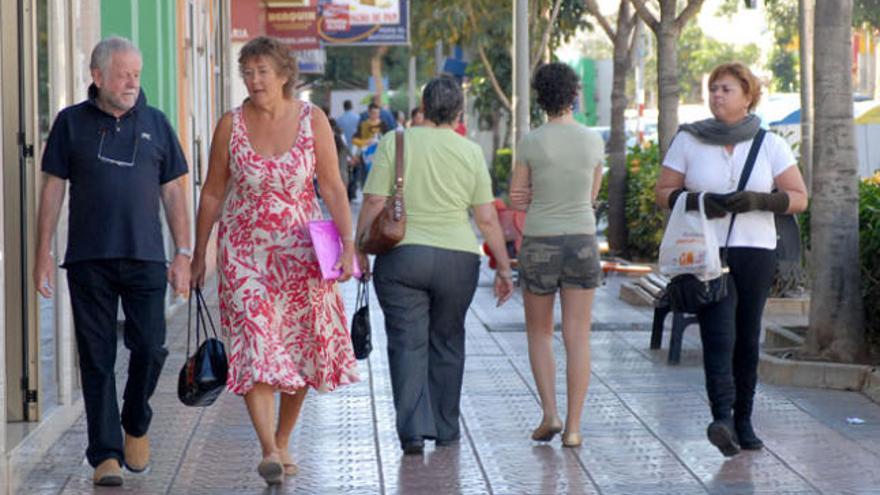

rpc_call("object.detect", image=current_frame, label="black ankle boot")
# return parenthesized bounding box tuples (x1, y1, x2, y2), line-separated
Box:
(735, 419, 764, 450)
(707, 419, 741, 457)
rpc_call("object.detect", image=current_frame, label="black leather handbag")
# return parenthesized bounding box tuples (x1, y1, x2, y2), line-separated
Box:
(350, 280, 372, 360)
(178, 288, 228, 407)
(666, 272, 729, 314)
(666, 129, 766, 314)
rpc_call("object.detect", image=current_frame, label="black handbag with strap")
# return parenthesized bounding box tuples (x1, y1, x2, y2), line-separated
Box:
(666, 129, 767, 314)
(178, 288, 228, 407)
(350, 280, 372, 360)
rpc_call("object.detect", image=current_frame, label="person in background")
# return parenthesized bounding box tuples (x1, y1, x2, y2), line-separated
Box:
(355, 77, 514, 455)
(352, 103, 388, 148)
(394, 110, 407, 130)
(352, 103, 389, 189)
(509, 62, 605, 449)
(655, 62, 807, 457)
(410, 107, 425, 127)
(454, 114, 467, 136)
(359, 95, 397, 131)
(191, 36, 358, 486)
(337, 99, 360, 147)
(33, 36, 191, 486)
(329, 117, 353, 199)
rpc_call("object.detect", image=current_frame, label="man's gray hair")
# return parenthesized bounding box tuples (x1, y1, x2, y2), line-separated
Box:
(89, 36, 141, 73)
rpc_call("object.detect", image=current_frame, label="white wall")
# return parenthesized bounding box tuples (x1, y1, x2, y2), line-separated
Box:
(329, 89, 372, 119)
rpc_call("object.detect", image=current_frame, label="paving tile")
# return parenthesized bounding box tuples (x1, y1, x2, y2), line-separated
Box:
(13, 255, 880, 495)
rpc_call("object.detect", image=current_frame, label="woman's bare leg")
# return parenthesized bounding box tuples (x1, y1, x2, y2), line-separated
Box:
(524, 290, 561, 425)
(244, 383, 280, 459)
(275, 387, 309, 465)
(559, 288, 595, 434)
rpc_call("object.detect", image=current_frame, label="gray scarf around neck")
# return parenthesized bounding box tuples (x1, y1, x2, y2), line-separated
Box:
(678, 114, 761, 145)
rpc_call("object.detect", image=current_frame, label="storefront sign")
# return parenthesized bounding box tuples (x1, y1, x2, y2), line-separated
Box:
(296, 48, 327, 74)
(317, 0, 409, 46)
(266, 2, 319, 50)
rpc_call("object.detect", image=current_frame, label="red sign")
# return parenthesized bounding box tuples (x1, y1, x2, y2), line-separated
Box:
(323, 3, 350, 32)
(266, 5, 319, 50)
(232, 0, 265, 41)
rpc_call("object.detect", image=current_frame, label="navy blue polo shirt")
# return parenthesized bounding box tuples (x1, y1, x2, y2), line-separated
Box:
(41, 85, 188, 266)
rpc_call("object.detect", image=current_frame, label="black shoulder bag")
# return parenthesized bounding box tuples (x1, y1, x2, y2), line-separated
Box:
(666, 129, 766, 314)
(178, 288, 228, 407)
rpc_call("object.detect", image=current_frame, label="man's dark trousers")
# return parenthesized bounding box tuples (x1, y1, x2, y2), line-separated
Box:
(66, 259, 168, 468)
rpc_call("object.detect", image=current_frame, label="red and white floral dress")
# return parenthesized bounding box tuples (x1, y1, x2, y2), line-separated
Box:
(218, 101, 358, 395)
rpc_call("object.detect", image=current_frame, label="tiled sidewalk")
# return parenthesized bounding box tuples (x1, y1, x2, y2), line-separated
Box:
(15, 264, 880, 495)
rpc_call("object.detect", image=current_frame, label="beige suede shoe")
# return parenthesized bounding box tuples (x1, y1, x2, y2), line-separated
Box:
(124, 433, 150, 472)
(93, 458, 123, 486)
(257, 455, 284, 485)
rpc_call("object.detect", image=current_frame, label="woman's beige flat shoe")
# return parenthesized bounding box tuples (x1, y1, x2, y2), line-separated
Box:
(562, 431, 583, 448)
(531, 418, 564, 441)
(284, 463, 299, 476)
(257, 457, 284, 485)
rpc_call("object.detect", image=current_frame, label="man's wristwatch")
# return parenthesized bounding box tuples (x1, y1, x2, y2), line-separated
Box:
(176, 247, 193, 259)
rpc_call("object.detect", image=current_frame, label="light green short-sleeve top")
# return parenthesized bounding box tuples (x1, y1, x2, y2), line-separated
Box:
(363, 127, 494, 255)
(515, 122, 605, 236)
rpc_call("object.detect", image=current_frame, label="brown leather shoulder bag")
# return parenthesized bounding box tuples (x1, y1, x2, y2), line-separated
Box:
(358, 130, 406, 255)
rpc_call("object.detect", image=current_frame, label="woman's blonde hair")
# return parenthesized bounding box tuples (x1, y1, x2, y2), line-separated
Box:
(708, 62, 762, 112)
(238, 36, 298, 97)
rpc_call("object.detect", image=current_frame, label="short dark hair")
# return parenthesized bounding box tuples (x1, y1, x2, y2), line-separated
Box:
(410, 107, 423, 119)
(532, 62, 579, 117)
(343, 100, 352, 110)
(238, 36, 298, 97)
(368, 102, 380, 111)
(422, 77, 463, 125)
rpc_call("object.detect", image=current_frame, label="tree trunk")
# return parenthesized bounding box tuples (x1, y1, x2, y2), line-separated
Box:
(805, 0, 866, 363)
(799, 0, 814, 193)
(371, 46, 390, 101)
(655, 10, 680, 159)
(607, 2, 637, 254)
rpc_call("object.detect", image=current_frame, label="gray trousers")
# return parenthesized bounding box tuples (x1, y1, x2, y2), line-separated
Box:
(373, 245, 480, 445)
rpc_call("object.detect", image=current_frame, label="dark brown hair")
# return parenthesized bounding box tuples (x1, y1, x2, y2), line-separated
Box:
(238, 36, 298, 97)
(708, 62, 762, 112)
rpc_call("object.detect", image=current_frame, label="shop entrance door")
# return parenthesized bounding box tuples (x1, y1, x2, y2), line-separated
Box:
(2, 0, 43, 427)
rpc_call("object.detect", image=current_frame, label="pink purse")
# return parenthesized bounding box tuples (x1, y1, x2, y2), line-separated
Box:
(308, 220, 362, 281)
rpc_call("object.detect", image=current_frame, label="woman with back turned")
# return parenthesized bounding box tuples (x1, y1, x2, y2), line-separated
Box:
(509, 62, 606, 448)
(356, 77, 514, 455)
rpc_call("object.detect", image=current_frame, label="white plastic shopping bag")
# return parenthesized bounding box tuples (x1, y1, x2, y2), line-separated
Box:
(658, 192, 723, 281)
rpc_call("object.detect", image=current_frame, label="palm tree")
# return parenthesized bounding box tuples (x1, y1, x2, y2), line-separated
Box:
(583, 0, 641, 254)
(805, 0, 866, 362)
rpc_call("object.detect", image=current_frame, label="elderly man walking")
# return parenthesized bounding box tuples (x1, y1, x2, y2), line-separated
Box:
(33, 37, 191, 486)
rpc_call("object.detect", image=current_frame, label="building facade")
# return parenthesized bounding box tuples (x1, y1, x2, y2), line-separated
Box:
(0, 1, 229, 491)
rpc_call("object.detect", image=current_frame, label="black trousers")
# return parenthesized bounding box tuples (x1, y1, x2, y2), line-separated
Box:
(373, 245, 480, 445)
(697, 248, 776, 422)
(66, 259, 168, 467)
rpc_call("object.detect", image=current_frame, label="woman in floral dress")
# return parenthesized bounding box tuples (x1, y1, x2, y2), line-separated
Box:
(191, 36, 358, 485)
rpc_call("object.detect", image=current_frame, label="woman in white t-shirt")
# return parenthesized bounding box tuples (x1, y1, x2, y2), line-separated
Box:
(655, 63, 807, 457)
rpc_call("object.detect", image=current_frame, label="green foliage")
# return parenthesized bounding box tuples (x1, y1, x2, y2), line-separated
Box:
(411, 0, 589, 143)
(624, 142, 666, 260)
(858, 179, 880, 351)
(855, 0, 880, 28)
(763, 0, 800, 92)
(491, 148, 513, 197)
(768, 48, 798, 92)
(677, 23, 761, 102)
(796, 177, 880, 352)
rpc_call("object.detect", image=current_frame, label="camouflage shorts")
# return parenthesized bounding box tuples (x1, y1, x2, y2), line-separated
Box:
(518, 235, 601, 295)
